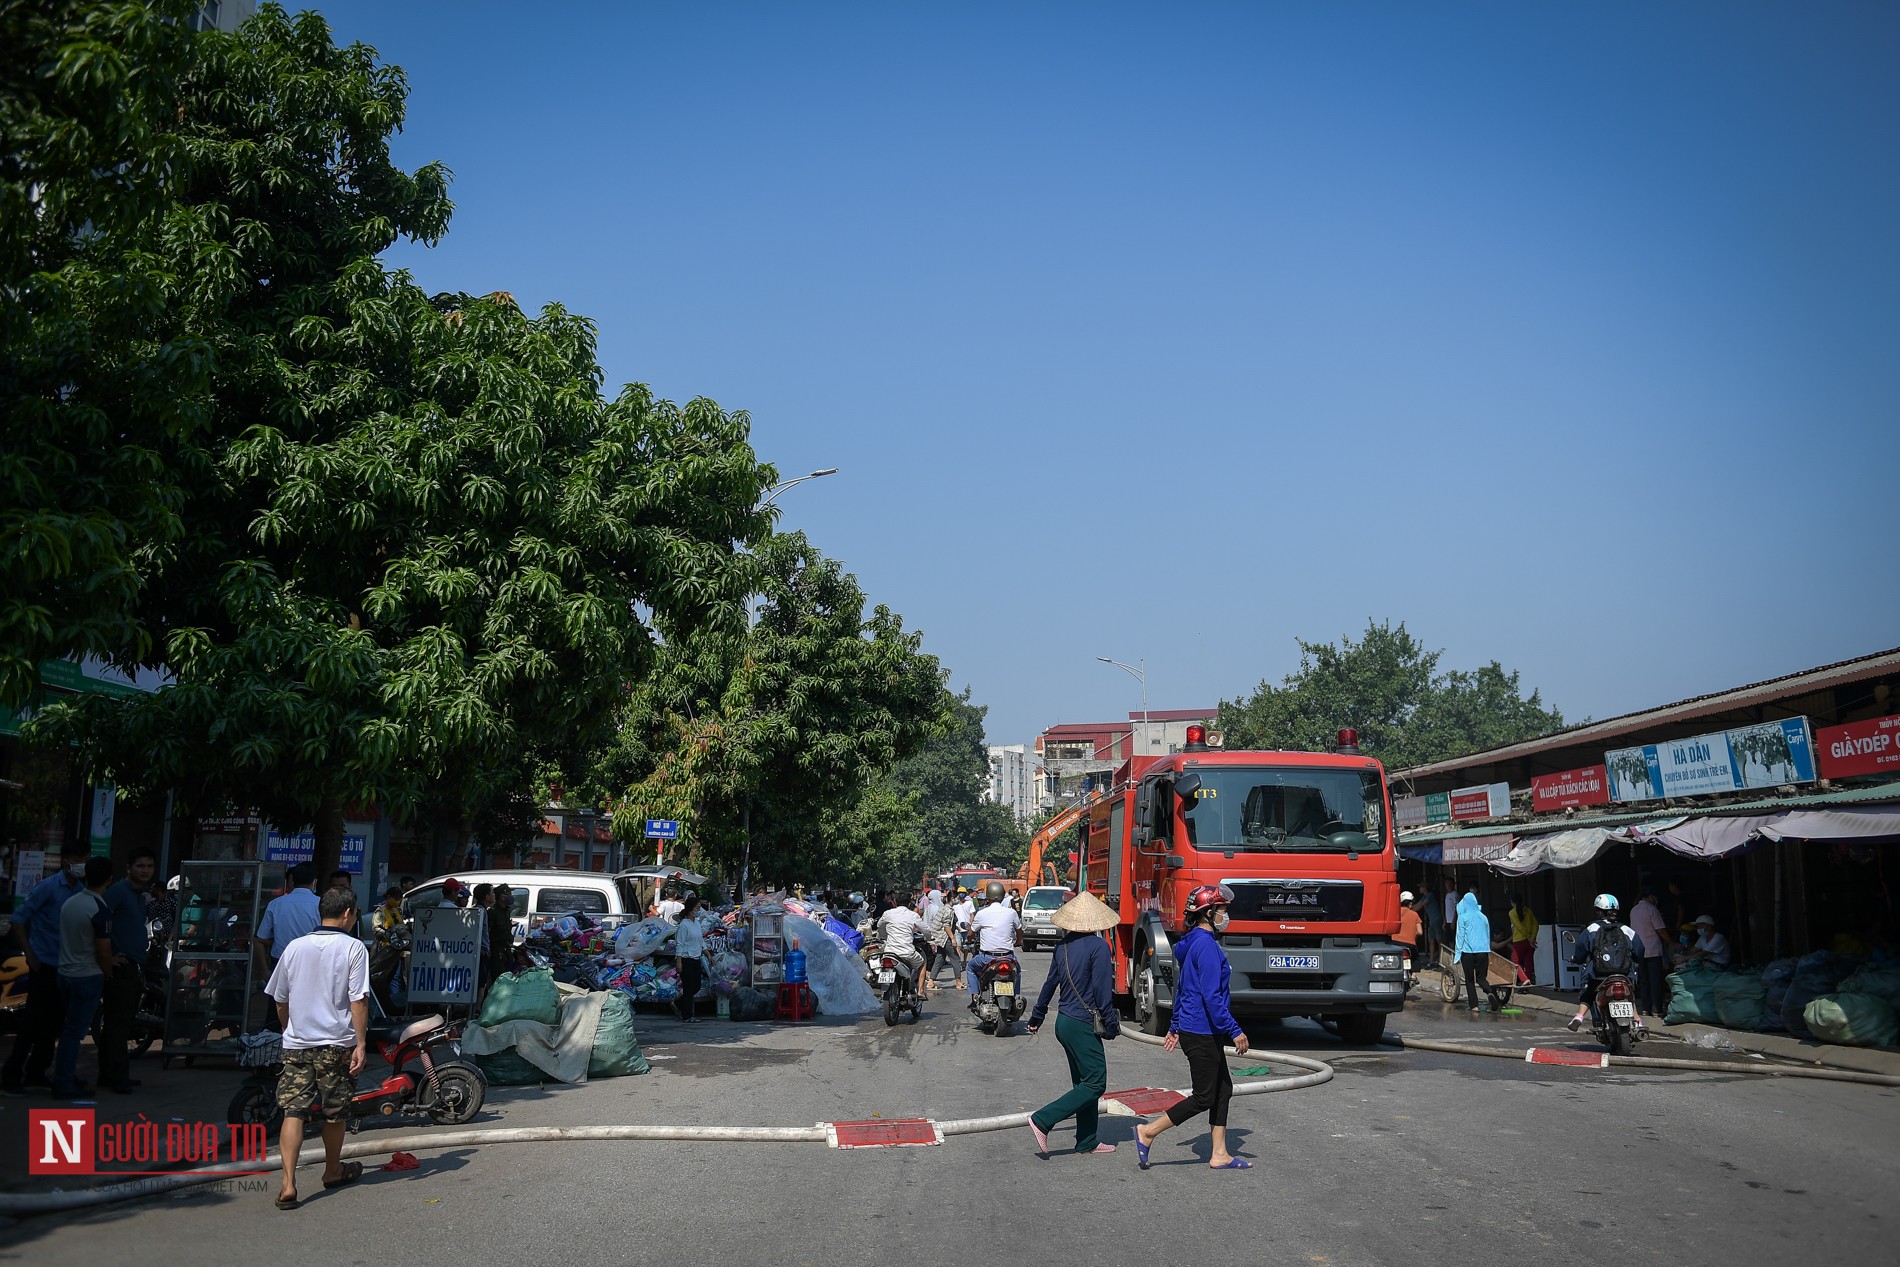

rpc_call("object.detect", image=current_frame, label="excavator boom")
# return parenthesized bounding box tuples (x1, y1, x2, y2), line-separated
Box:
(1014, 789, 1101, 891)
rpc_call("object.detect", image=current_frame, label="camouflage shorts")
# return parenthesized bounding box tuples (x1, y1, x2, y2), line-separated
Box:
(277, 1046, 353, 1122)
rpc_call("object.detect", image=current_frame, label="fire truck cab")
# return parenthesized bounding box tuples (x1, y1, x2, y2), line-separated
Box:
(1080, 726, 1406, 1044)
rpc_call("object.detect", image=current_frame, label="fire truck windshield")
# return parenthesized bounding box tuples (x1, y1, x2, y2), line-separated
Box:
(1180, 767, 1386, 853)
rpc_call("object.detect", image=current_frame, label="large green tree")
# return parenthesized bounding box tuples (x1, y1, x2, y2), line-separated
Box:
(598, 531, 948, 883)
(35, 8, 771, 872)
(1, 0, 205, 706)
(886, 690, 1026, 878)
(1218, 620, 1564, 771)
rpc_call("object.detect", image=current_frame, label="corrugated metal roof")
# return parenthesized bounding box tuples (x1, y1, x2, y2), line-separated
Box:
(1398, 777, 1900, 842)
(1394, 646, 1900, 781)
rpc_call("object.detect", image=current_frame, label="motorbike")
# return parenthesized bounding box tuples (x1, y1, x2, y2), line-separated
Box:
(90, 965, 168, 1057)
(1587, 973, 1642, 1056)
(227, 1011, 486, 1132)
(0, 950, 27, 1035)
(969, 947, 1026, 1038)
(863, 940, 923, 1027)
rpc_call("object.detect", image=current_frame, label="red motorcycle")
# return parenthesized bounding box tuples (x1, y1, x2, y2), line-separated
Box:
(227, 1013, 485, 1131)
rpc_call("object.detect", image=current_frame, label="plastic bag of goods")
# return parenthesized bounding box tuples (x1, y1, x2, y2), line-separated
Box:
(728, 986, 777, 1021)
(1663, 965, 1723, 1026)
(709, 951, 748, 995)
(614, 918, 675, 961)
(478, 966, 561, 1027)
(1802, 994, 1900, 1049)
(783, 915, 879, 1015)
(1781, 951, 1855, 1038)
(1711, 973, 1769, 1032)
(1838, 966, 1900, 1012)
(1759, 957, 1799, 1017)
(588, 991, 651, 1078)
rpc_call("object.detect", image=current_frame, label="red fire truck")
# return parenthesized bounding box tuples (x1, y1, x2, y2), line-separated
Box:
(1081, 725, 1406, 1043)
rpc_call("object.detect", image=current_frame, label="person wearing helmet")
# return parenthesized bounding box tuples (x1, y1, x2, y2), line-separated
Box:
(963, 880, 1021, 1001)
(1135, 884, 1250, 1170)
(1567, 894, 1643, 1033)
(1395, 891, 1423, 963)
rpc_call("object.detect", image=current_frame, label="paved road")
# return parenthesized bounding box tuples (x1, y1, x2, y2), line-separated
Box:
(8, 953, 1896, 1265)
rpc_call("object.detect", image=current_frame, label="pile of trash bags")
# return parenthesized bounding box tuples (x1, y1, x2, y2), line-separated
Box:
(1663, 964, 1725, 1026)
(464, 967, 650, 1085)
(1802, 964, 1900, 1049)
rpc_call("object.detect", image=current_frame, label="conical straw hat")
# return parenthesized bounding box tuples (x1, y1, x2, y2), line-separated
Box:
(1050, 890, 1118, 932)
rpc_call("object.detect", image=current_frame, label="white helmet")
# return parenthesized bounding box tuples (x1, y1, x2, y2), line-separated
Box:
(1400, 891, 1415, 903)
(1592, 893, 1619, 912)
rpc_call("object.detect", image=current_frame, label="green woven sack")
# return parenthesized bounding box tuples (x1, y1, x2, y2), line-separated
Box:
(1803, 994, 1899, 1049)
(477, 967, 561, 1027)
(1711, 972, 1768, 1031)
(473, 1049, 546, 1086)
(587, 992, 650, 1078)
(1838, 967, 1900, 1012)
(1664, 966, 1723, 1026)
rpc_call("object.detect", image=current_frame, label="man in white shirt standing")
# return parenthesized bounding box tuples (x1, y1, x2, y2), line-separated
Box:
(265, 887, 370, 1209)
(656, 888, 685, 925)
(964, 882, 1022, 999)
(1628, 888, 1671, 1017)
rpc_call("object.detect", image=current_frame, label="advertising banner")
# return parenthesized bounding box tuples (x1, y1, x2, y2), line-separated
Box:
(88, 786, 116, 857)
(1448, 782, 1510, 822)
(1531, 766, 1610, 812)
(1607, 718, 1816, 803)
(406, 907, 483, 1005)
(1395, 795, 1426, 829)
(263, 829, 366, 874)
(1424, 792, 1451, 824)
(1441, 834, 1513, 865)
(1815, 714, 1900, 780)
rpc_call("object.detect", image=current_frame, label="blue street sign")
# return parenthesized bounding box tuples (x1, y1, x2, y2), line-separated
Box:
(644, 819, 680, 840)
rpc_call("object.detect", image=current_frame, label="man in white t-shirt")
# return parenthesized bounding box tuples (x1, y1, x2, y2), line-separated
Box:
(264, 887, 370, 1209)
(874, 892, 930, 995)
(1686, 914, 1731, 968)
(656, 890, 685, 925)
(964, 883, 1021, 997)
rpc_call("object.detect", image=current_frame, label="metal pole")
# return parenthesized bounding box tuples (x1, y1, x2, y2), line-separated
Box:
(1138, 657, 1150, 756)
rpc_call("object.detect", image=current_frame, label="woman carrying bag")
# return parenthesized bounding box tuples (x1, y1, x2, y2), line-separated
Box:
(1024, 891, 1122, 1157)
(1134, 884, 1252, 1171)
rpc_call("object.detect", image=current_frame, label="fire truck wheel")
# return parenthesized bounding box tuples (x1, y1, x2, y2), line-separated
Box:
(1135, 952, 1167, 1036)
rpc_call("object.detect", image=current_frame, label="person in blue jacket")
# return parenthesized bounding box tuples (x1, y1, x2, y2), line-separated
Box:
(1454, 890, 1502, 1013)
(1134, 884, 1252, 1171)
(1025, 891, 1122, 1157)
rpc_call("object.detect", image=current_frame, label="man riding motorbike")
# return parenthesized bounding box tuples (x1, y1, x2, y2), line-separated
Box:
(1567, 893, 1645, 1035)
(964, 881, 1021, 1005)
(872, 890, 931, 997)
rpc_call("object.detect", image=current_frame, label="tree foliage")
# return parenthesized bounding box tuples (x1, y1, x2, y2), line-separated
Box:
(33, 8, 771, 871)
(1, 0, 205, 706)
(1218, 620, 1564, 771)
(598, 532, 948, 882)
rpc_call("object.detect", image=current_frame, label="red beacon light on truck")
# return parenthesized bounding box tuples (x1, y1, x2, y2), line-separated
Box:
(1185, 724, 1209, 752)
(1335, 728, 1360, 754)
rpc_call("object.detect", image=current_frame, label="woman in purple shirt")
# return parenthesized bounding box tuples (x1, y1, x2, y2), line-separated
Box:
(1135, 884, 1252, 1170)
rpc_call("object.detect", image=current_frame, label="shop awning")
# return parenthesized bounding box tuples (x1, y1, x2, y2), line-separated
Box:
(1398, 842, 1442, 864)
(1490, 820, 1686, 875)
(1652, 804, 1900, 856)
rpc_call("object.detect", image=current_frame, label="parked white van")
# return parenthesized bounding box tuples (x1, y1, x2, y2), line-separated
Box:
(403, 865, 708, 943)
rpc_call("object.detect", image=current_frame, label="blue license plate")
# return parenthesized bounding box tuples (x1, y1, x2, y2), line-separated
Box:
(1267, 954, 1321, 970)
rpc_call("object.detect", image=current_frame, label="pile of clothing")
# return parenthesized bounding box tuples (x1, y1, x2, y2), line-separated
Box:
(522, 908, 743, 1007)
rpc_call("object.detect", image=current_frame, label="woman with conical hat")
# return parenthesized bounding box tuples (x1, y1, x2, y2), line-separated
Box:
(1024, 890, 1122, 1157)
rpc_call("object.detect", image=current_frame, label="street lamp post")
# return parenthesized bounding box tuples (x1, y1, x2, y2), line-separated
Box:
(1096, 656, 1150, 756)
(740, 467, 839, 897)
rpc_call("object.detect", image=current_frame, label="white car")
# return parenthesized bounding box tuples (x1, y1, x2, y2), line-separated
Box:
(1020, 886, 1073, 950)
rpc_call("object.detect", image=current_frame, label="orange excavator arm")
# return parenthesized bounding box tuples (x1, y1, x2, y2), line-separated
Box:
(1017, 789, 1102, 890)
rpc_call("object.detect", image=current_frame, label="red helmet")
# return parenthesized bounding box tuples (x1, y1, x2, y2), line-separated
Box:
(1184, 884, 1235, 917)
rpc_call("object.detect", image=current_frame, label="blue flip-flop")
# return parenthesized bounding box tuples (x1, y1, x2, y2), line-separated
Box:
(1136, 1137, 1152, 1170)
(1211, 1157, 1252, 1170)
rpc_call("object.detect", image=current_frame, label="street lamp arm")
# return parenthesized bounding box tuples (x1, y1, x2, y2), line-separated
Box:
(762, 467, 840, 507)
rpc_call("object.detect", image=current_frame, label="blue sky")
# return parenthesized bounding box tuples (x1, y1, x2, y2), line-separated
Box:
(309, 1, 1898, 746)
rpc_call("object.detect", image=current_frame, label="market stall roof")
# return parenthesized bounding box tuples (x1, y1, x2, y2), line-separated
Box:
(1392, 645, 1900, 782)
(1398, 778, 1900, 845)
(615, 864, 709, 886)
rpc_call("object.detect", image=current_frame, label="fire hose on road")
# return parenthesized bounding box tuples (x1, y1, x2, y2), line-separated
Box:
(0, 1043, 1335, 1216)
(1383, 1033, 1900, 1087)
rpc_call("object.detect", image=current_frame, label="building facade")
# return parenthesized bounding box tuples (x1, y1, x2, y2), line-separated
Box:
(986, 744, 1045, 823)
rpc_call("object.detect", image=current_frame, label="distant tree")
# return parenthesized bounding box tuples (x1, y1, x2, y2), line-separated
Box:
(1218, 620, 1563, 771)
